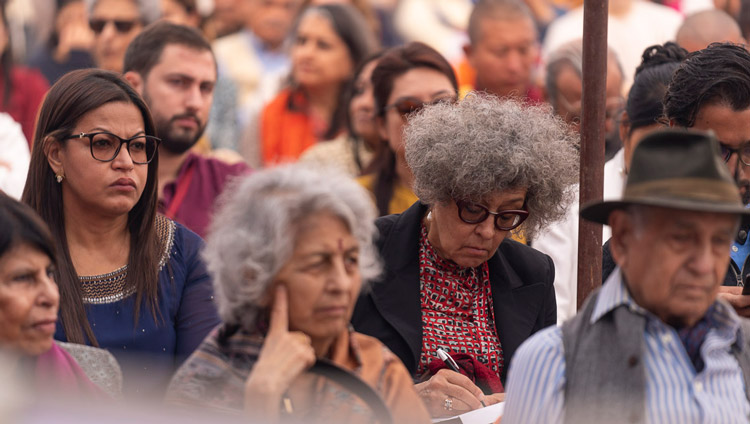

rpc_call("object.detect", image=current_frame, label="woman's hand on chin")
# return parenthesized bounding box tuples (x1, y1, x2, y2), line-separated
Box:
(414, 368, 486, 417)
(244, 286, 316, 420)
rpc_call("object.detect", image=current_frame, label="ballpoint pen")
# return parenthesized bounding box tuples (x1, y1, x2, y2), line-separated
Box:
(436, 348, 487, 407)
(437, 348, 461, 373)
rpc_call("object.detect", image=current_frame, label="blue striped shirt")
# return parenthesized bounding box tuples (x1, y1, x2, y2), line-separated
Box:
(502, 270, 750, 424)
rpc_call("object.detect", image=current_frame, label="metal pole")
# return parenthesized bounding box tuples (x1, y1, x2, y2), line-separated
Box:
(576, 0, 608, 309)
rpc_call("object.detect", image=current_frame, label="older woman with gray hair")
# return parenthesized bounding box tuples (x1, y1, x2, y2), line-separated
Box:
(352, 94, 578, 417)
(166, 166, 431, 423)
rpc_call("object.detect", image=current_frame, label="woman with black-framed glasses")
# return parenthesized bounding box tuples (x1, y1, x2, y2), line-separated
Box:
(21, 68, 220, 398)
(352, 94, 579, 418)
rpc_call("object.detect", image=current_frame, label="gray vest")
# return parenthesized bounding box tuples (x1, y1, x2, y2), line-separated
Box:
(561, 290, 750, 424)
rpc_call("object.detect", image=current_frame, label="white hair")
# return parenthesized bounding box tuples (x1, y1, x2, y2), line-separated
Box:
(203, 165, 381, 331)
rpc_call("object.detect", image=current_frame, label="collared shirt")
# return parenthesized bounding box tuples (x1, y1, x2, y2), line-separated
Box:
(502, 270, 750, 424)
(159, 152, 251, 238)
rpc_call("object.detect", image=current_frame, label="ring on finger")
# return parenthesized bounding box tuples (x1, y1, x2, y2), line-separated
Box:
(444, 397, 453, 411)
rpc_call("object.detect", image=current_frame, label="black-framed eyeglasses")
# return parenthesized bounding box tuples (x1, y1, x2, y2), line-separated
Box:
(455, 199, 529, 231)
(89, 19, 139, 34)
(719, 142, 750, 166)
(65, 132, 160, 164)
(383, 95, 457, 119)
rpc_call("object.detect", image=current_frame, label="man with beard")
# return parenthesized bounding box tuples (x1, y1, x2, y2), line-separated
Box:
(123, 22, 250, 238)
(661, 42, 750, 316)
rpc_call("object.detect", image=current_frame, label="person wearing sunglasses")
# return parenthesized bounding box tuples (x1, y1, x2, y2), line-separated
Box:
(357, 42, 458, 217)
(21, 69, 221, 398)
(352, 94, 578, 418)
(87, 0, 159, 72)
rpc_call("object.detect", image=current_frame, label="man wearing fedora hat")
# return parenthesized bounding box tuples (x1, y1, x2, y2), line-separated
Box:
(603, 41, 750, 316)
(502, 129, 750, 424)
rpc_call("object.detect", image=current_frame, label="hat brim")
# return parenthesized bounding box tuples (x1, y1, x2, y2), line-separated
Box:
(581, 197, 750, 225)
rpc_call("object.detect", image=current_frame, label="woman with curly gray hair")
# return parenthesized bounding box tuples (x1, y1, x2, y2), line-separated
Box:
(167, 165, 431, 423)
(352, 94, 578, 418)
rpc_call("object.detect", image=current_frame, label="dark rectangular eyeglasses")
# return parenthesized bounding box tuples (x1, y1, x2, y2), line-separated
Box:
(65, 132, 160, 164)
(455, 199, 529, 231)
(720, 141, 750, 166)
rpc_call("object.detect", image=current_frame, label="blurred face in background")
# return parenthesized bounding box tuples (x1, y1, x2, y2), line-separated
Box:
(161, 0, 201, 28)
(90, 0, 144, 72)
(209, 0, 247, 37)
(249, 0, 302, 49)
(551, 60, 623, 140)
(465, 16, 538, 98)
(349, 59, 380, 147)
(378, 67, 456, 161)
(291, 12, 353, 90)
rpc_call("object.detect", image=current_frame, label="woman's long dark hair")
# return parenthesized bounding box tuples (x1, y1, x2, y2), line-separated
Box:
(22, 69, 161, 346)
(367, 42, 458, 216)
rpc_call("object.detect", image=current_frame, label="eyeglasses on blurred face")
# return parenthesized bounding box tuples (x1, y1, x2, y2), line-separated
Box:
(383, 96, 457, 119)
(720, 141, 750, 166)
(455, 199, 529, 231)
(64, 132, 160, 164)
(89, 18, 139, 34)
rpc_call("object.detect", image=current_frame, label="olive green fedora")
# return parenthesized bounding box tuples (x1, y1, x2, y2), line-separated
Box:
(580, 129, 750, 224)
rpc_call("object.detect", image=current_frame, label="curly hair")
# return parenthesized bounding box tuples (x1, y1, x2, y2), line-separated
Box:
(663, 42, 750, 127)
(404, 93, 579, 239)
(203, 165, 381, 332)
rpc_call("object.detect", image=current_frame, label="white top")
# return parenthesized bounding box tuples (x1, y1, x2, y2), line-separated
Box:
(531, 148, 627, 323)
(542, 0, 683, 92)
(393, 0, 471, 62)
(0, 113, 29, 199)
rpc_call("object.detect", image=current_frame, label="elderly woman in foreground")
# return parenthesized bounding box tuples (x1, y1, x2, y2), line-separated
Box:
(0, 193, 111, 398)
(352, 94, 579, 417)
(167, 166, 431, 423)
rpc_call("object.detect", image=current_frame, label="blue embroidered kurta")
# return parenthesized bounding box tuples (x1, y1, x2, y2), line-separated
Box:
(55, 216, 221, 396)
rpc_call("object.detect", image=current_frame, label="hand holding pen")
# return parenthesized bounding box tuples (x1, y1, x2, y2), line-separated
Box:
(437, 348, 487, 407)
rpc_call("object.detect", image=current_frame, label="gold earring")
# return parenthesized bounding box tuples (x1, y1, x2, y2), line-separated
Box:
(55, 173, 64, 183)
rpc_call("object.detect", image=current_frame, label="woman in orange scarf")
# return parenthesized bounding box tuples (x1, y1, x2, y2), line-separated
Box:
(261, 4, 377, 166)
